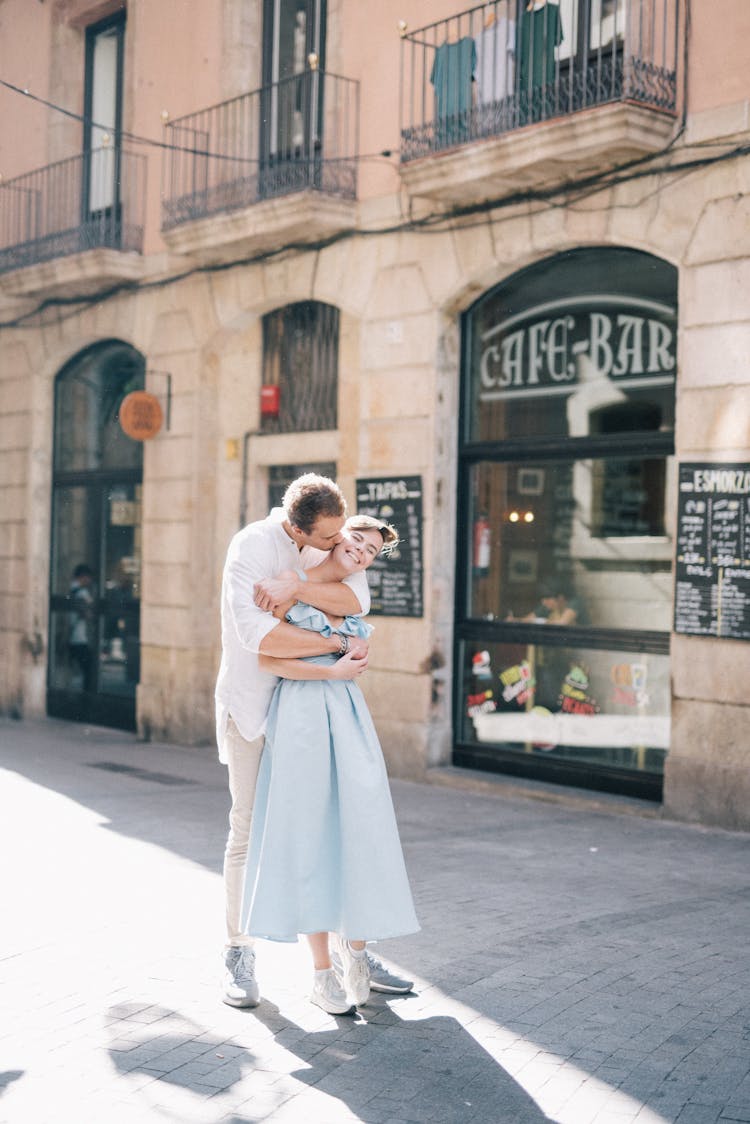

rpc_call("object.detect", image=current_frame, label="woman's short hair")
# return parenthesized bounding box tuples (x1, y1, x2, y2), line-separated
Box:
(283, 474, 346, 534)
(346, 514, 400, 557)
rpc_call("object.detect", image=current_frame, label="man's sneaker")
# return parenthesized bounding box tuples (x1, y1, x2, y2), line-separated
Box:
(222, 946, 260, 1008)
(310, 968, 356, 1016)
(364, 948, 413, 994)
(333, 937, 371, 1006)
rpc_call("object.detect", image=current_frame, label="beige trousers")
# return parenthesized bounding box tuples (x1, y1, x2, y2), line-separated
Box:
(222, 717, 264, 948)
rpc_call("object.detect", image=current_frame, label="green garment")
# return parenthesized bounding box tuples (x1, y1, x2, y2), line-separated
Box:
(430, 36, 477, 120)
(518, 3, 563, 90)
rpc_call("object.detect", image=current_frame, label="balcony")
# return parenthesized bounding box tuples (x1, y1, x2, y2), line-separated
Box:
(0, 148, 147, 298)
(399, 0, 680, 203)
(161, 69, 360, 263)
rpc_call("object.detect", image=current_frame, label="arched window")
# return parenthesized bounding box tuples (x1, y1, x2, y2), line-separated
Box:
(261, 301, 339, 433)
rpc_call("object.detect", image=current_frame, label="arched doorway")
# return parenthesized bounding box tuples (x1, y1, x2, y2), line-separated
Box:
(47, 341, 145, 730)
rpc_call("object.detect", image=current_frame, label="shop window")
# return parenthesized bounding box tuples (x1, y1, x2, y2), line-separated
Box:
(261, 301, 339, 434)
(457, 248, 676, 798)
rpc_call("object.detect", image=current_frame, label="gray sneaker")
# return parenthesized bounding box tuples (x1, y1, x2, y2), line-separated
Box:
(222, 945, 260, 1008)
(364, 949, 413, 994)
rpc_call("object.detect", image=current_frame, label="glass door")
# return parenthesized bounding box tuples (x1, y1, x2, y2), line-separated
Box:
(260, 0, 325, 196)
(83, 13, 125, 246)
(48, 342, 144, 731)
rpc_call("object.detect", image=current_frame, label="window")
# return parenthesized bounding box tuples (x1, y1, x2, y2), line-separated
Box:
(261, 301, 339, 433)
(456, 248, 677, 796)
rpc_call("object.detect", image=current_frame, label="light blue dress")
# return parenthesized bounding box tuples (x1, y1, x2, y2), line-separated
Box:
(240, 604, 420, 943)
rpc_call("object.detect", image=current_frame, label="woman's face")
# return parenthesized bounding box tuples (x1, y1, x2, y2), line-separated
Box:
(334, 527, 383, 572)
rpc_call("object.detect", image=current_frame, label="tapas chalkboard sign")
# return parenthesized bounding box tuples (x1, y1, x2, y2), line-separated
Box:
(674, 463, 750, 641)
(355, 476, 424, 617)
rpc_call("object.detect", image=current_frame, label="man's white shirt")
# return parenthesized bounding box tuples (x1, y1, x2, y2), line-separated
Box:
(215, 508, 371, 760)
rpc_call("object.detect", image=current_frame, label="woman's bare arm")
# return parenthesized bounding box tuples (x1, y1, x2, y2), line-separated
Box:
(259, 650, 368, 680)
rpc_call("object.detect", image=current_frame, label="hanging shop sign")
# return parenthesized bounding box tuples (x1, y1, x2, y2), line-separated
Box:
(674, 462, 750, 641)
(478, 296, 676, 401)
(118, 391, 163, 441)
(355, 476, 423, 618)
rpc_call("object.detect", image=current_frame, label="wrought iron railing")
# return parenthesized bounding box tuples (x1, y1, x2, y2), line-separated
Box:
(400, 0, 680, 161)
(162, 69, 360, 229)
(0, 148, 147, 274)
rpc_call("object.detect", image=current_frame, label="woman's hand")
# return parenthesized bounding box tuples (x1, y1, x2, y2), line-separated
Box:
(330, 651, 369, 679)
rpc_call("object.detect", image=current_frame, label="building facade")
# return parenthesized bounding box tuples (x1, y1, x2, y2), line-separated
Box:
(1, 0, 748, 829)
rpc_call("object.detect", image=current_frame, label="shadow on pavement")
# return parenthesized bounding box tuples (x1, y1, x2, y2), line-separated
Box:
(107, 995, 553, 1123)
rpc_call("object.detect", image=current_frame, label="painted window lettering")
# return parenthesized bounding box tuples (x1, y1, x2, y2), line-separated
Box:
(479, 305, 675, 397)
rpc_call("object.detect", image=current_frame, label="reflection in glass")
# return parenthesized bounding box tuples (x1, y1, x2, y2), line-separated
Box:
(460, 639, 669, 776)
(54, 341, 144, 473)
(468, 457, 673, 632)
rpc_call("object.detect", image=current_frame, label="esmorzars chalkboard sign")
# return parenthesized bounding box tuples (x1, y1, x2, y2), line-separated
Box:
(674, 463, 750, 641)
(355, 476, 424, 617)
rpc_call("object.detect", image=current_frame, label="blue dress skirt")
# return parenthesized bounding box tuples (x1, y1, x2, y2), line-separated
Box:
(239, 604, 419, 943)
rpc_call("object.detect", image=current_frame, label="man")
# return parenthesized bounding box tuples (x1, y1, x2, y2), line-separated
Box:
(216, 473, 412, 1009)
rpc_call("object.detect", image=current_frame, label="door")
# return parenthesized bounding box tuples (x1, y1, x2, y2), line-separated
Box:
(47, 342, 144, 731)
(260, 0, 326, 196)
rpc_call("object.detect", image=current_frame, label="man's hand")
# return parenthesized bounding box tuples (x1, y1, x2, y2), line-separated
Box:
(254, 570, 300, 612)
(330, 650, 369, 680)
(347, 637, 369, 660)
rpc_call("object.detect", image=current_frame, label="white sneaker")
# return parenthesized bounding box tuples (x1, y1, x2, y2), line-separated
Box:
(333, 936, 371, 1006)
(310, 968, 355, 1015)
(222, 946, 260, 1008)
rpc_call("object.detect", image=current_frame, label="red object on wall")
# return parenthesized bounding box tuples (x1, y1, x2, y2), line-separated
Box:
(260, 384, 280, 417)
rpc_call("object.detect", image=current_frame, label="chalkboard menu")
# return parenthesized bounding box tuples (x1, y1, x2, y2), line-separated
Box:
(355, 476, 424, 617)
(674, 462, 750, 641)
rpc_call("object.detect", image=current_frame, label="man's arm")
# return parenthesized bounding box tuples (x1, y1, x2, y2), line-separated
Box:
(226, 536, 344, 659)
(254, 569, 370, 616)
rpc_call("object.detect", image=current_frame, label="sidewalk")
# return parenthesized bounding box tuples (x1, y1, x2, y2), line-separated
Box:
(1, 716, 749, 1124)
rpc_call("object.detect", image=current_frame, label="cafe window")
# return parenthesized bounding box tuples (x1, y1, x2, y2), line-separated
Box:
(261, 301, 339, 434)
(456, 248, 676, 799)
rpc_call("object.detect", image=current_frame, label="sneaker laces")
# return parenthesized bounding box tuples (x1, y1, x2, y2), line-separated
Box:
(364, 949, 387, 973)
(235, 946, 256, 979)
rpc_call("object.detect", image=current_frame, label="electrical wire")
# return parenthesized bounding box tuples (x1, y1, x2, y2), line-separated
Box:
(1, 134, 747, 332)
(0, 76, 397, 167)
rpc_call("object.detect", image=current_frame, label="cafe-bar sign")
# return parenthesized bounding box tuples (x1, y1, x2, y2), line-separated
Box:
(479, 295, 676, 399)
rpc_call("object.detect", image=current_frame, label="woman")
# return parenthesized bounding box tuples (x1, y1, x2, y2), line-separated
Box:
(239, 516, 419, 1015)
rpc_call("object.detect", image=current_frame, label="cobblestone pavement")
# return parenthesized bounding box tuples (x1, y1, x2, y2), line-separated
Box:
(1, 716, 749, 1124)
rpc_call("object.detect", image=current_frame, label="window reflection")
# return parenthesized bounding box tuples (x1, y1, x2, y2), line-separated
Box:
(468, 457, 673, 631)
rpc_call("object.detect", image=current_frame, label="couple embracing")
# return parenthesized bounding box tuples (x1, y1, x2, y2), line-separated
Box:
(215, 473, 419, 1015)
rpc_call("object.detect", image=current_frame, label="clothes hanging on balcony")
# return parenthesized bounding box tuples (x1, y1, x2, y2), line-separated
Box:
(474, 16, 516, 105)
(517, 2, 563, 91)
(430, 36, 477, 148)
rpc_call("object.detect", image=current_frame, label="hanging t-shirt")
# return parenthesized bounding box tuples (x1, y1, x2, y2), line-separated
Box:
(517, 2, 563, 90)
(474, 18, 516, 105)
(430, 36, 477, 121)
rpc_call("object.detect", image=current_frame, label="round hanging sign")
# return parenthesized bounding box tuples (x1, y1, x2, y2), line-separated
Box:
(118, 391, 163, 441)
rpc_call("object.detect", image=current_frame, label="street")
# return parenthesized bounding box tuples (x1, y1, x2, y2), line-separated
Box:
(1, 716, 749, 1124)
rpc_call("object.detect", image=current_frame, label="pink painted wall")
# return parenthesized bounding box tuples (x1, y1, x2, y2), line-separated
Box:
(0, 0, 53, 181)
(1, 1, 748, 243)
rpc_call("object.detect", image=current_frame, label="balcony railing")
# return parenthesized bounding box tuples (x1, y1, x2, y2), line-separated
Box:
(400, 0, 680, 162)
(162, 69, 360, 230)
(0, 148, 147, 274)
